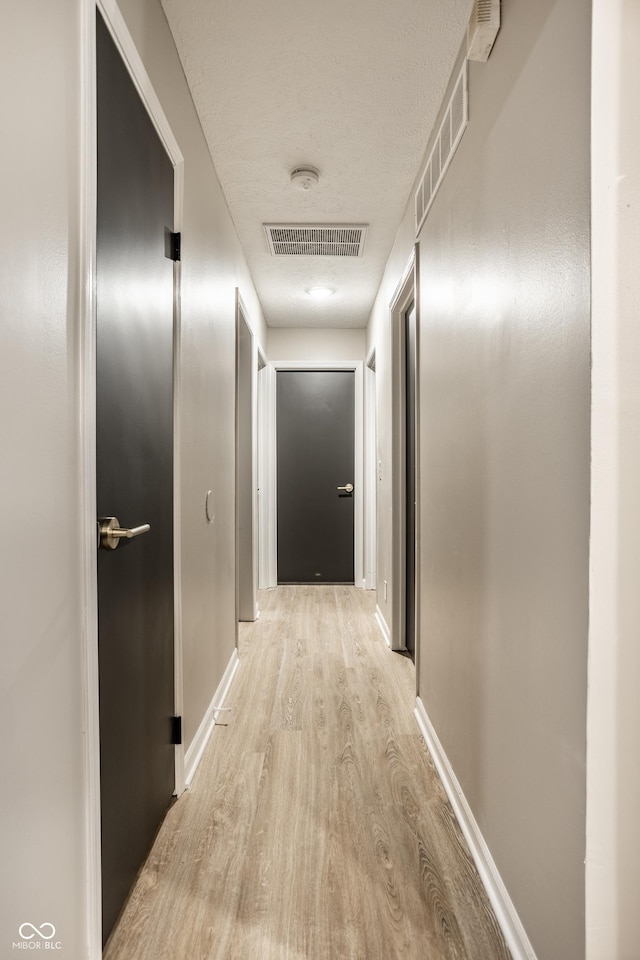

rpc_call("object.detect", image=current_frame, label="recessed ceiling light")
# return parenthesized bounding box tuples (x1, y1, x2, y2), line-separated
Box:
(307, 286, 334, 299)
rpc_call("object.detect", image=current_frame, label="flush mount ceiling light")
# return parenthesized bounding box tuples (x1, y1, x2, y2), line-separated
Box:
(307, 286, 335, 299)
(290, 166, 320, 191)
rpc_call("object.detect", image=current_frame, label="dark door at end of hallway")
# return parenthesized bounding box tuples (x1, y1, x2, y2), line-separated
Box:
(96, 12, 175, 945)
(405, 303, 417, 661)
(277, 370, 355, 583)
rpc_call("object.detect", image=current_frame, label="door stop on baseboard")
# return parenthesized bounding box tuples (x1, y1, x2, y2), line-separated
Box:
(212, 706, 233, 726)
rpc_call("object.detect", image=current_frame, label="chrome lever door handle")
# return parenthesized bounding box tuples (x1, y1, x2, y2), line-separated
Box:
(98, 516, 151, 550)
(337, 483, 354, 493)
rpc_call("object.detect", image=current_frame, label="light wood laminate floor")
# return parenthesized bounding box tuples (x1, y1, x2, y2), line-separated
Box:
(104, 586, 510, 960)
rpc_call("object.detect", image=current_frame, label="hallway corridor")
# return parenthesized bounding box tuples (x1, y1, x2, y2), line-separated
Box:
(103, 587, 510, 960)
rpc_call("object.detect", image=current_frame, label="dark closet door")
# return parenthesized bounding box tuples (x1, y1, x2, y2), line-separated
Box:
(277, 370, 355, 583)
(405, 303, 417, 660)
(96, 12, 175, 943)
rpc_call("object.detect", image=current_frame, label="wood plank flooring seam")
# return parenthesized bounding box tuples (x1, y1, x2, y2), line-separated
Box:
(104, 586, 511, 960)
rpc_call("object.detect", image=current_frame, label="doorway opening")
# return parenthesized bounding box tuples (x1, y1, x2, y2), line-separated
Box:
(404, 301, 417, 661)
(390, 251, 419, 674)
(236, 293, 258, 622)
(365, 350, 377, 591)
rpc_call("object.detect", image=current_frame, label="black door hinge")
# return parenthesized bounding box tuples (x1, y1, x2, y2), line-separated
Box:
(170, 715, 182, 745)
(166, 231, 181, 262)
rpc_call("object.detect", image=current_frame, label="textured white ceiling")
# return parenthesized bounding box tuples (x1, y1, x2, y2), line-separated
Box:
(161, 0, 473, 328)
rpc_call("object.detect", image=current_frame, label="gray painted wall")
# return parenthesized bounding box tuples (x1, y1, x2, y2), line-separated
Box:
(1, 3, 88, 954)
(267, 327, 366, 362)
(369, 0, 591, 957)
(416, 2, 591, 954)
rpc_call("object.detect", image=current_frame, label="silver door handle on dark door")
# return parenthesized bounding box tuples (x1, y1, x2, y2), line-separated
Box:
(98, 516, 151, 550)
(337, 483, 354, 493)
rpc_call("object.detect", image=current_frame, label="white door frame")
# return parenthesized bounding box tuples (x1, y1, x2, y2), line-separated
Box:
(258, 360, 277, 588)
(587, 1, 640, 953)
(389, 249, 418, 657)
(364, 349, 377, 590)
(81, 1, 185, 952)
(264, 360, 365, 587)
(235, 291, 258, 622)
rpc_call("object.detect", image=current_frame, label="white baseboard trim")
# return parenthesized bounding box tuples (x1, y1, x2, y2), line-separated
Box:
(355, 577, 367, 589)
(375, 605, 391, 647)
(414, 697, 538, 960)
(184, 648, 240, 788)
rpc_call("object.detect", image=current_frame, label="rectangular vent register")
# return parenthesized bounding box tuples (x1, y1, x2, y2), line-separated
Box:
(264, 224, 367, 257)
(415, 62, 468, 236)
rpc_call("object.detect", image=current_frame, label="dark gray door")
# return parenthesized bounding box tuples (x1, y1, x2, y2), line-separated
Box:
(96, 12, 175, 944)
(277, 370, 355, 583)
(405, 304, 417, 660)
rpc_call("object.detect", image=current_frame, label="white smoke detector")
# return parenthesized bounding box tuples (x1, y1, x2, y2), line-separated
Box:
(290, 166, 320, 191)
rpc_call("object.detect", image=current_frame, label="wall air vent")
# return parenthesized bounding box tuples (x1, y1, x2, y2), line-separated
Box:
(467, 0, 501, 62)
(415, 62, 468, 237)
(264, 224, 367, 257)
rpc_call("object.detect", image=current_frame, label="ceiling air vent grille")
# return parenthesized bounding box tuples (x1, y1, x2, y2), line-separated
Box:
(467, 0, 501, 62)
(415, 62, 468, 236)
(264, 224, 367, 257)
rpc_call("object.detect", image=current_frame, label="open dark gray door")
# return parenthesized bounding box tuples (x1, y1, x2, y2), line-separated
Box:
(96, 13, 175, 944)
(277, 370, 355, 583)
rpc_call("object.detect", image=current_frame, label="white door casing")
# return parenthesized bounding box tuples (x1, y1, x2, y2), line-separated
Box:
(261, 360, 365, 588)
